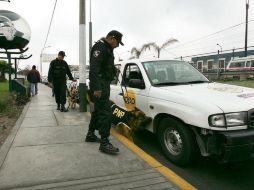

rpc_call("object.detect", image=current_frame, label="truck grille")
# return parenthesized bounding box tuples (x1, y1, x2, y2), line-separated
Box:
(249, 109, 254, 128)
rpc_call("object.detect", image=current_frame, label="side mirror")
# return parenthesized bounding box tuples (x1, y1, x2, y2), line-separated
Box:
(129, 79, 145, 89)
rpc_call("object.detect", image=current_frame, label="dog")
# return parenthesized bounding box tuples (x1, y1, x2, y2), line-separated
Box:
(86, 89, 152, 140)
(114, 123, 133, 141)
(67, 83, 79, 109)
(110, 101, 152, 132)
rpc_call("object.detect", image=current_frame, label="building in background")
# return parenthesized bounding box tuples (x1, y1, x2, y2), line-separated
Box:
(191, 49, 254, 73)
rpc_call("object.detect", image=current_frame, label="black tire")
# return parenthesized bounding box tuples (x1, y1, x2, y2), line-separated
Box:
(157, 117, 198, 166)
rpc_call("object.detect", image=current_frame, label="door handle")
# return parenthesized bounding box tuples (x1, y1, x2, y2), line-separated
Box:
(118, 92, 123, 96)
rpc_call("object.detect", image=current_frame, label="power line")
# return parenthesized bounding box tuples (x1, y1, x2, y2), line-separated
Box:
(167, 19, 254, 51)
(165, 26, 254, 58)
(175, 45, 254, 59)
(42, 0, 58, 50)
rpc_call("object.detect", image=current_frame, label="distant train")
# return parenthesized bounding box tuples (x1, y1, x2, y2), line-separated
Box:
(226, 56, 254, 71)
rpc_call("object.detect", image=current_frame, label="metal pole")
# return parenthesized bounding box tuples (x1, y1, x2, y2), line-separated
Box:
(14, 58, 17, 78)
(245, 0, 249, 57)
(89, 0, 92, 53)
(7, 53, 12, 91)
(217, 50, 220, 79)
(79, 0, 87, 112)
(217, 43, 222, 53)
(40, 53, 42, 74)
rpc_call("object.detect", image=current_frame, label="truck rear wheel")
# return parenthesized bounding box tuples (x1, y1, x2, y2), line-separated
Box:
(158, 117, 198, 166)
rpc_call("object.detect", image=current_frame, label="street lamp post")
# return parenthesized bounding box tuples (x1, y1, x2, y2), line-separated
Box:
(217, 43, 222, 53)
(245, 0, 250, 57)
(217, 43, 222, 79)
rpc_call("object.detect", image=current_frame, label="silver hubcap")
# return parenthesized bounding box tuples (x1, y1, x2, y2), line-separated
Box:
(164, 128, 183, 156)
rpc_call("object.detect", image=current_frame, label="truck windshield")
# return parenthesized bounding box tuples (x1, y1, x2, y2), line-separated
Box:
(142, 60, 209, 85)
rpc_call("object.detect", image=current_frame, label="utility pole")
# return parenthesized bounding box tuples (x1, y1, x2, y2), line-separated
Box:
(245, 0, 249, 57)
(79, 0, 87, 112)
(89, 0, 92, 52)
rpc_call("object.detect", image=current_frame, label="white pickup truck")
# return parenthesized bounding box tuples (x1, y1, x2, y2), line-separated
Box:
(110, 58, 254, 165)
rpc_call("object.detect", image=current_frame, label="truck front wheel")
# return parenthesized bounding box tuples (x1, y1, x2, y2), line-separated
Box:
(158, 117, 198, 166)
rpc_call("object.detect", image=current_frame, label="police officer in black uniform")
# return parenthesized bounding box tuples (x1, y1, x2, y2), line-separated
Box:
(48, 51, 74, 112)
(85, 30, 124, 154)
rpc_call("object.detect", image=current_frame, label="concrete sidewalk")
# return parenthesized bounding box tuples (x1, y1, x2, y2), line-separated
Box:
(0, 84, 179, 190)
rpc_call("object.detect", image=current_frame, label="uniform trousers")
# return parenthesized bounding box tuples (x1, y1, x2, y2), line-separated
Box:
(53, 79, 67, 105)
(89, 80, 111, 138)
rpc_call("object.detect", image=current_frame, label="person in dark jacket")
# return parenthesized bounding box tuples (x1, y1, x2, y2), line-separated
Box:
(48, 51, 75, 112)
(27, 65, 40, 96)
(85, 30, 124, 154)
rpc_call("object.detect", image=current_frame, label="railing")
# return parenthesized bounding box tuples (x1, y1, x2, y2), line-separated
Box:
(203, 71, 254, 80)
(10, 79, 30, 97)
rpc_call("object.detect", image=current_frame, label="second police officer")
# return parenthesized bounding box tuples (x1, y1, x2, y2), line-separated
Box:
(48, 51, 75, 112)
(85, 30, 124, 154)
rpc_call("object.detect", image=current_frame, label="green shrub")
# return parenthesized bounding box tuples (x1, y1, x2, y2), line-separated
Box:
(0, 81, 8, 92)
(0, 78, 7, 82)
(0, 92, 12, 112)
(223, 78, 234, 81)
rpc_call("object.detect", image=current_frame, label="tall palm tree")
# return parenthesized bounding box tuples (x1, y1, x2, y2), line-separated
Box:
(141, 38, 178, 58)
(130, 47, 142, 59)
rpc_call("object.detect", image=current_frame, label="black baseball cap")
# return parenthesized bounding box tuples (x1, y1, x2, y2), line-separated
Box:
(107, 30, 124, 46)
(58, 51, 66, 57)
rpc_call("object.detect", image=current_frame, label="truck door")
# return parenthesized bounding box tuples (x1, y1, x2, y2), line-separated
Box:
(110, 64, 122, 103)
(115, 63, 149, 114)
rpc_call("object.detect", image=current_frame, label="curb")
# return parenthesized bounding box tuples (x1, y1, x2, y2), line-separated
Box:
(111, 129, 197, 190)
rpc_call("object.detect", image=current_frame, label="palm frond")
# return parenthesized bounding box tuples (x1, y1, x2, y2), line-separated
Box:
(130, 47, 141, 58)
(140, 42, 159, 53)
(160, 38, 178, 49)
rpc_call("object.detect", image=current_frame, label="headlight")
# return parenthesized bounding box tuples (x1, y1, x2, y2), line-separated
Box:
(225, 112, 247, 126)
(209, 112, 247, 127)
(209, 114, 225, 127)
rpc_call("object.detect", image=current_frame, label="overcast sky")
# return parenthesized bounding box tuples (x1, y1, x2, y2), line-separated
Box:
(1, 0, 254, 75)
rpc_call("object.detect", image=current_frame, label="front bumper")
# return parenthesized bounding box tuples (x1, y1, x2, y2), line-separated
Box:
(217, 129, 254, 163)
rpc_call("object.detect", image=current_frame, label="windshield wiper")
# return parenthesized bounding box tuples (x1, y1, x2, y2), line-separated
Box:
(154, 82, 188, 86)
(187, 80, 210, 84)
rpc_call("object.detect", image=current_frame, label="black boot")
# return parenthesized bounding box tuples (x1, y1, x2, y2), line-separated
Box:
(57, 104, 60, 110)
(60, 104, 68, 112)
(99, 138, 119, 154)
(85, 131, 100, 143)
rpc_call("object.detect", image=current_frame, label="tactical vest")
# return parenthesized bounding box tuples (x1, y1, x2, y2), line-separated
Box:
(52, 60, 67, 79)
(91, 40, 116, 81)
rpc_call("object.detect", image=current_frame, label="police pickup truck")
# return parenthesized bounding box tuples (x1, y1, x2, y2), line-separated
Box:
(110, 58, 254, 166)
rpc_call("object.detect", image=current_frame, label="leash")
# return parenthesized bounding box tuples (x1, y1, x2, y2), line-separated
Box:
(116, 70, 130, 104)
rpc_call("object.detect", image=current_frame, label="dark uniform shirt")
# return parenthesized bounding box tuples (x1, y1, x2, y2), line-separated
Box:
(89, 39, 117, 91)
(48, 58, 73, 83)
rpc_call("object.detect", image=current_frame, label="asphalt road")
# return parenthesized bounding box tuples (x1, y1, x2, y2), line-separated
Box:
(133, 130, 254, 190)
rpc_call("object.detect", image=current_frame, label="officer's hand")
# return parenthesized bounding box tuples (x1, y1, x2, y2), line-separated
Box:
(94, 90, 102, 98)
(48, 82, 52, 88)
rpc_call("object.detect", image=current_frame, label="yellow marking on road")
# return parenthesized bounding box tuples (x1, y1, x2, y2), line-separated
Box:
(111, 129, 197, 190)
(85, 112, 196, 190)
